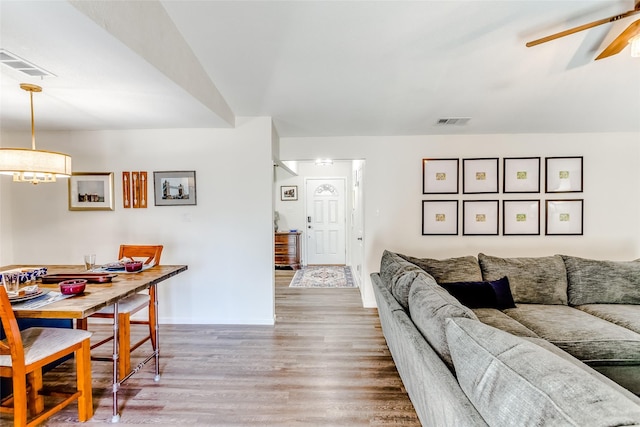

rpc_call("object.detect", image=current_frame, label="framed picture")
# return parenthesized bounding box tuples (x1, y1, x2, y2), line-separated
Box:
(422, 200, 458, 235)
(68, 172, 115, 211)
(546, 199, 583, 235)
(281, 185, 298, 201)
(504, 157, 540, 193)
(462, 158, 498, 194)
(503, 200, 540, 235)
(546, 156, 583, 193)
(423, 158, 459, 194)
(463, 200, 499, 235)
(154, 171, 197, 206)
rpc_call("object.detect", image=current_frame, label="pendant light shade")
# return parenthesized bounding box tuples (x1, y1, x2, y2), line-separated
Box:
(0, 83, 72, 184)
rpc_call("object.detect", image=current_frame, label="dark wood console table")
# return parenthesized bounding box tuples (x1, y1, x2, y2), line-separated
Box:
(275, 231, 302, 269)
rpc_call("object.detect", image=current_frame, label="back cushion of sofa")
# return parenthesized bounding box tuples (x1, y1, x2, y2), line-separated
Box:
(563, 255, 640, 305)
(380, 250, 426, 310)
(478, 253, 568, 305)
(408, 276, 478, 368)
(397, 253, 482, 283)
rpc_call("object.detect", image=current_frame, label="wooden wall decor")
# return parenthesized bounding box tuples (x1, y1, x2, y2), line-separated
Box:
(140, 171, 148, 208)
(122, 172, 131, 208)
(122, 171, 148, 209)
(132, 172, 140, 208)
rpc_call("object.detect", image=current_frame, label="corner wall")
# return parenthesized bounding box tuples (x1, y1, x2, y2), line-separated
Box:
(0, 117, 275, 324)
(280, 132, 640, 307)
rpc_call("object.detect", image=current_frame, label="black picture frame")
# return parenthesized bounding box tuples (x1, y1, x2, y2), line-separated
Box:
(422, 200, 458, 235)
(462, 158, 499, 194)
(422, 158, 459, 194)
(462, 200, 499, 235)
(545, 199, 584, 235)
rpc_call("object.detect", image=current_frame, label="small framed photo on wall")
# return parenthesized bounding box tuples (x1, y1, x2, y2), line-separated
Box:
(281, 185, 298, 201)
(463, 200, 499, 235)
(423, 158, 459, 194)
(503, 200, 540, 235)
(154, 171, 197, 206)
(545, 199, 583, 235)
(68, 172, 115, 211)
(422, 200, 458, 235)
(546, 156, 583, 193)
(503, 157, 540, 193)
(462, 158, 499, 194)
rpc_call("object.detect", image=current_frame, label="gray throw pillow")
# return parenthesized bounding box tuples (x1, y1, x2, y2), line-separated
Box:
(408, 277, 478, 368)
(380, 250, 425, 310)
(478, 253, 568, 305)
(563, 255, 640, 305)
(445, 317, 640, 427)
(397, 253, 482, 283)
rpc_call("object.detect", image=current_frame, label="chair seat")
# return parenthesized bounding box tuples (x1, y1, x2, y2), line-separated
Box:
(94, 293, 149, 315)
(0, 327, 92, 367)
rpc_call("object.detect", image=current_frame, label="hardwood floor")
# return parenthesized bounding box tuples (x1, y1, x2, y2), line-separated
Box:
(8, 270, 420, 426)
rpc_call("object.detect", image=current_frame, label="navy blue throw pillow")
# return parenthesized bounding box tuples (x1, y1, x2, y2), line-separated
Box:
(440, 276, 516, 310)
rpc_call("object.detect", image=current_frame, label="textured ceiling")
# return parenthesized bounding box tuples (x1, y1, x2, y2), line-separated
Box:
(1, 0, 639, 138)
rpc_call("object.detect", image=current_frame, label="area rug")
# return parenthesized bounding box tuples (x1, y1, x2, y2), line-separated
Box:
(289, 266, 356, 288)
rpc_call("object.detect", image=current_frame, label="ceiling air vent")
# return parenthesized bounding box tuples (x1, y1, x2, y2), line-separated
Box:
(436, 117, 471, 126)
(0, 49, 55, 78)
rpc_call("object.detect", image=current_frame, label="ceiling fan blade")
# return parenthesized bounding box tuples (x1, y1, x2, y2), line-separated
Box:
(526, 8, 640, 47)
(595, 19, 640, 59)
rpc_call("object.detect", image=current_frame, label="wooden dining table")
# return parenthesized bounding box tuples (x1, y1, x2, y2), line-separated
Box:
(2, 264, 188, 423)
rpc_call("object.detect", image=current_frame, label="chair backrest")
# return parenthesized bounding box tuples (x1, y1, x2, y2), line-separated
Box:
(0, 285, 25, 368)
(118, 245, 163, 266)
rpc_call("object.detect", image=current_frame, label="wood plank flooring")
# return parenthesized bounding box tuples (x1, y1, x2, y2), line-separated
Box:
(6, 270, 420, 426)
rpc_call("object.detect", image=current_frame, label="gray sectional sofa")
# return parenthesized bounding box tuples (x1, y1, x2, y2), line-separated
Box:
(373, 250, 640, 426)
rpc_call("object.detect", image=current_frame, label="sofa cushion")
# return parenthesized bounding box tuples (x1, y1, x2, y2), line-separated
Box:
(380, 250, 425, 310)
(440, 277, 516, 310)
(408, 276, 478, 368)
(478, 253, 568, 305)
(472, 308, 538, 338)
(397, 253, 482, 283)
(504, 304, 640, 365)
(445, 317, 640, 427)
(563, 255, 640, 305)
(576, 304, 640, 335)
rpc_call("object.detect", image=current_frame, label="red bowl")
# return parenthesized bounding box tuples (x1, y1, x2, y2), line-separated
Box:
(125, 261, 143, 272)
(59, 279, 87, 295)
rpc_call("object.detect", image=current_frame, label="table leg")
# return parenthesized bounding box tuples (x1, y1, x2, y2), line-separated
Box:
(112, 302, 120, 423)
(152, 284, 160, 382)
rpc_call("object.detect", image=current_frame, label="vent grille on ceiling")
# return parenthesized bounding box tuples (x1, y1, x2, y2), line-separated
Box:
(436, 117, 471, 126)
(0, 49, 55, 78)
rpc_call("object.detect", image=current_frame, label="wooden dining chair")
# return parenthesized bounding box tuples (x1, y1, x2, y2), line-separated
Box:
(0, 285, 93, 426)
(77, 244, 163, 380)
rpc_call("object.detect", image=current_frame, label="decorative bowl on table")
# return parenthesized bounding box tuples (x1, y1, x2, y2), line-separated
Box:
(125, 261, 143, 272)
(59, 279, 87, 295)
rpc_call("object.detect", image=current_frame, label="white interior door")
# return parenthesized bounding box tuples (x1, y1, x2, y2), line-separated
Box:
(306, 178, 346, 265)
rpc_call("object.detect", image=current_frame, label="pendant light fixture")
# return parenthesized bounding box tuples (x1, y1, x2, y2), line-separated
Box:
(0, 83, 72, 184)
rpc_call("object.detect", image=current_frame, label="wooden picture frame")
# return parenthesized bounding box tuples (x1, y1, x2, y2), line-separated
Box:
(545, 199, 583, 235)
(546, 156, 583, 193)
(154, 171, 197, 206)
(463, 200, 499, 235)
(462, 158, 499, 194)
(422, 200, 458, 235)
(423, 158, 459, 194)
(281, 185, 298, 201)
(503, 157, 540, 193)
(68, 172, 115, 211)
(503, 200, 540, 235)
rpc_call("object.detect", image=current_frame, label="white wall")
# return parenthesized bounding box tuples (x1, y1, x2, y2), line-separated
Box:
(0, 117, 275, 324)
(281, 132, 640, 307)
